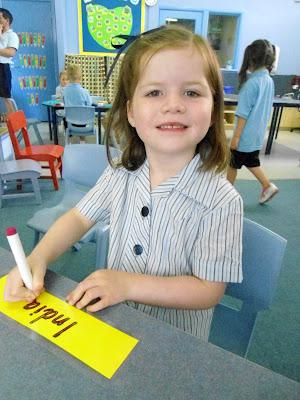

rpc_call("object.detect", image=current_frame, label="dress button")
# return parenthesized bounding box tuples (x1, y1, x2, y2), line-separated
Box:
(133, 244, 143, 255)
(141, 206, 149, 217)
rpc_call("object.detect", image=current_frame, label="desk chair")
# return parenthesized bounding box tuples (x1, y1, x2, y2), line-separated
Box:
(9, 98, 44, 144)
(209, 218, 287, 357)
(65, 106, 98, 145)
(27, 144, 119, 267)
(6, 111, 64, 190)
(0, 159, 42, 207)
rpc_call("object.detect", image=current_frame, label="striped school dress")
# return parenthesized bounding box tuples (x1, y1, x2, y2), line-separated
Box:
(76, 155, 243, 341)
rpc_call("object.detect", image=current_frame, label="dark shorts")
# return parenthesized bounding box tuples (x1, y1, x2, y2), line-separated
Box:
(230, 149, 261, 169)
(0, 63, 12, 98)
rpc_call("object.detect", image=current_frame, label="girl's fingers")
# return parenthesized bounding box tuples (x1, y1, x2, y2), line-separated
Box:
(32, 267, 46, 297)
(86, 298, 108, 312)
(70, 286, 101, 310)
(66, 280, 98, 306)
(4, 270, 35, 302)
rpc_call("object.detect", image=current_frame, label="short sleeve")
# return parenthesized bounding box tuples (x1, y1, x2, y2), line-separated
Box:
(236, 80, 258, 120)
(76, 164, 115, 224)
(190, 196, 243, 283)
(8, 31, 19, 50)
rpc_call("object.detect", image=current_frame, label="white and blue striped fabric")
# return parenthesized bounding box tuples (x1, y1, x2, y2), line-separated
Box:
(76, 155, 243, 341)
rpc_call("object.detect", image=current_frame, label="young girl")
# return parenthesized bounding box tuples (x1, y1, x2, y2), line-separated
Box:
(4, 26, 243, 341)
(227, 39, 278, 204)
(55, 70, 69, 100)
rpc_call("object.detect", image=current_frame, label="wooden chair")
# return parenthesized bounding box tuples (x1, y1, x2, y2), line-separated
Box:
(6, 111, 64, 190)
(209, 218, 287, 357)
(9, 98, 44, 144)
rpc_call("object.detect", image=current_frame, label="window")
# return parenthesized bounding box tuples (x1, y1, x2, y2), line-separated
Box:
(207, 14, 240, 69)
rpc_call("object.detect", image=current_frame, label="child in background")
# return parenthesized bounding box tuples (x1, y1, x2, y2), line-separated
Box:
(63, 64, 92, 143)
(4, 26, 243, 342)
(63, 64, 92, 107)
(55, 71, 68, 125)
(227, 39, 278, 204)
(55, 70, 68, 100)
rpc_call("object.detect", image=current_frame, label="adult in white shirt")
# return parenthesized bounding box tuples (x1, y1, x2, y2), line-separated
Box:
(0, 8, 19, 114)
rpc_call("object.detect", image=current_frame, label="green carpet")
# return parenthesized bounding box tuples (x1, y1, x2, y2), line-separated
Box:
(0, 178, 299, 382)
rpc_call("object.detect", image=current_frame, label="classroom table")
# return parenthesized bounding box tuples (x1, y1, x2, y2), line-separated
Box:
(224, 94, 300, 154)
(1, 247, 299, 399)
(42, 100, 112, 145)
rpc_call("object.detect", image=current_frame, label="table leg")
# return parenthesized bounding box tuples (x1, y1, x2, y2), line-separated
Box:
(275, 107, 283, 139)
(52, 108, 59, 145)
(47, 106, 53, 141)
(265, 107, 279, 155)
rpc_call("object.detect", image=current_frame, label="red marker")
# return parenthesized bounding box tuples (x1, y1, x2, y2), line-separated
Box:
(6, 227, 33, 290)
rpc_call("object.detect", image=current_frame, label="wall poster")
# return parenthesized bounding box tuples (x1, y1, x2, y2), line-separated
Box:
(78, 0, 145, 55)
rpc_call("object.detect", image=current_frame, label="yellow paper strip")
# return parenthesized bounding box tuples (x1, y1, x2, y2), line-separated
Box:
(0, 276, 138, 378)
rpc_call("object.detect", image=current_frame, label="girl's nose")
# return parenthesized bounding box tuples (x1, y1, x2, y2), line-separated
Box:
(161, 94, 186, 113)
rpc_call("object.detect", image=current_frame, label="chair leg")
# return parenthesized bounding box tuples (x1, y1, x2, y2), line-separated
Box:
(31, 176, 42, 204)
(72, 242, 82, 252)
(58, 156, 63, 176)
(49, 161, 59, 190)
(33, 230, 41, 247)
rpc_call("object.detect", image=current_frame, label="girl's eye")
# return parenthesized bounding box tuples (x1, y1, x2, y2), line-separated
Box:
(146, 90, 161, 97)
(185, 90, 200, 97)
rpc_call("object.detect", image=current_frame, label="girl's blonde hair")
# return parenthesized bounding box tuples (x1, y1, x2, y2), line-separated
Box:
(106, 25, 228, 173)
(66, 64, 82, 82)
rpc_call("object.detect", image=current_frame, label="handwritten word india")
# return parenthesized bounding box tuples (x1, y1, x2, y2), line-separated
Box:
(23, 299, 78, 338)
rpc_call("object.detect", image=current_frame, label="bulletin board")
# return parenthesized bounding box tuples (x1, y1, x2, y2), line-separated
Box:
(78, 0, 145, 56)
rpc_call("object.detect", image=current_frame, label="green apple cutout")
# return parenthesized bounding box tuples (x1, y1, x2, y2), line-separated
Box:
(86, 3, 133, 50)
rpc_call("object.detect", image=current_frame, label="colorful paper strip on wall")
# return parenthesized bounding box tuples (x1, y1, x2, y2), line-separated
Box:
(78, 0, 145, 55)
(0, 276, 138, 379)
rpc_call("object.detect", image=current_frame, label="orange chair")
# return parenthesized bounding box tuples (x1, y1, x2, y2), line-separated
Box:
(6, 111, 64, 190)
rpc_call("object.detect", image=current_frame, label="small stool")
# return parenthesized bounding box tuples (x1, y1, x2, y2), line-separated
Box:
(0, 159, 42, 207)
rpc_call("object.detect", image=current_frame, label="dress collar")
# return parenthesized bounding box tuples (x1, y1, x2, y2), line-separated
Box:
(135, 154, 202, 198)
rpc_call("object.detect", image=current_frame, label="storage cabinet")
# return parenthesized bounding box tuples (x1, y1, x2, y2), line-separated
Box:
(280, 108, 300, 130)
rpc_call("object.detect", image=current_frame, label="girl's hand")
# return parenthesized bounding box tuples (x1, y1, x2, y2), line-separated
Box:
(3, 257, 46, 302)
(66, 269, 131, 312)
(230, 136, 240, 150)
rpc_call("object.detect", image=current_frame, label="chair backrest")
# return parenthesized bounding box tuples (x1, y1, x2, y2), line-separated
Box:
(62, 144, 119, 188)
(226, 218, 287, 311)
(209, 218, 287, 356)
(65, 106, 95, 133)
(6, 111, 31, 158)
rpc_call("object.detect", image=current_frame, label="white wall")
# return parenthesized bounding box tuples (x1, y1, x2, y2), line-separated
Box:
(146, 0, 300, 74)
(55, 0, 300, 75)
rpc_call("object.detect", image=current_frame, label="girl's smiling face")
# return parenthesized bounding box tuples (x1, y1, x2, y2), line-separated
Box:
(127, 46, 213, 163)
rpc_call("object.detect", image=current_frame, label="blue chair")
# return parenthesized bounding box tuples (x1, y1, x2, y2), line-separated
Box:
(209, 218, 287, 357)
(64, 106, 98, 145)
(26, 144, 118, 267)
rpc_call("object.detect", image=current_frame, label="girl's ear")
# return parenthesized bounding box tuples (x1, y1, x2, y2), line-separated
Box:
(127, 100, 135, 127)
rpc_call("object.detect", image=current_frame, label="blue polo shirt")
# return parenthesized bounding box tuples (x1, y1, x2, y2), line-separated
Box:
(63, 83, 92, 107)
(235, 69, 274, 152)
